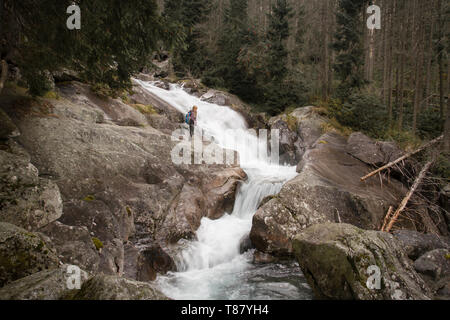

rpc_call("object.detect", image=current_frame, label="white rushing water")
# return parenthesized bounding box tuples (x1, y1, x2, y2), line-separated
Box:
(136, 79, 311, 300)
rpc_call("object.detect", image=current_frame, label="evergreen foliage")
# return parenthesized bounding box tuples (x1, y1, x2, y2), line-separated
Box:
(332, 0, 368, 98)
(0, 0, 181, 96)
(163, 0, 212, 77)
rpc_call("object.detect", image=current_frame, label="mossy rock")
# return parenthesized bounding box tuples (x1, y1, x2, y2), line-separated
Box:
(0, 222, 59, 287)
(70, 274, 170, 300)
(0, 264, 89, 300)
(285, 114, 299, 132)
(293, 223, 432, 300)
(43, 91, 60, 100)
(131, 103, 158, 115)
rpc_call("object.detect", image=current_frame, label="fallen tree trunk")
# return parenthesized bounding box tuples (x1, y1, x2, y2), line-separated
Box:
(360, 135, 443, 181)
(385, 161, 433, 232)
(381, 206, 394, 231)
(0, 60, 8, 95)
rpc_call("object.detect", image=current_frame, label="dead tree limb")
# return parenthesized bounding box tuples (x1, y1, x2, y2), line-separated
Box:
(381, 206, 394, 231)
(385, 161, 434, 232)
(360, 135, 443, 181)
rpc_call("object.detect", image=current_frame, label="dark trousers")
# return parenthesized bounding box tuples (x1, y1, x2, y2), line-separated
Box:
(189, 119, 195, 137)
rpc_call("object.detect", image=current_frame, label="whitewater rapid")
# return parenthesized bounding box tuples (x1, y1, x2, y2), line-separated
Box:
(136, 79, 312, 300)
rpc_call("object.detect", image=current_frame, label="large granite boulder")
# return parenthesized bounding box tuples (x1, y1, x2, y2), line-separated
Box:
(393, 230, 450, 260)
(0, 80, 246, 282)
(293, 223, 431, 300)
(413, 249, 450, 299)
(39, 221, 100, 273)
(0, 148, 62, 231)
(156, 166, 246, 244)
(69, 274, 169, 300)
(0, 222, 59, 287)
(136, 244, 176, 281)
(347, 132, 404, 167)
(267, 106, 326, 165)
(0, 264, 89, 300)
(250, 132, 407, 257)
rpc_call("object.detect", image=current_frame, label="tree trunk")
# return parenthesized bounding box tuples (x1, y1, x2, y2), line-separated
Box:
(412, 2, 425, 135)
(444, 90, 450, 153)
(0, 60, 8, 95)
(437, 0, 445, 120)
(424, 0, 436, 110)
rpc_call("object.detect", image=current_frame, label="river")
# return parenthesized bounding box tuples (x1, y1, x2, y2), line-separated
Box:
(136, 80, 312, 300)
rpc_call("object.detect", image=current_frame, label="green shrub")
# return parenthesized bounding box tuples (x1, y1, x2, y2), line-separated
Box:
(432, 153, 450, 183)
(327, 93, 388, 139)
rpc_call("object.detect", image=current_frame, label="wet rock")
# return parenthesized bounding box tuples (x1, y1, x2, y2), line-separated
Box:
(69, 274, 169, 300)
(0, 264, 89, 300)
(270, 119, 302, 166)
(131, 79, 183, 123)
(293, 223, 431, 300)
(157, 167, 245, 244)
(204, 167, 247, 220)
(253, 250, 278, 264)
(0, 222, 59, 287)
(201, 90, 229, 106)
(239, 233, 254, 254)
(136, 245, 176, 281)
(135, 73, 154, 82)
(157, 183, 206, 244)
(251, 132, 407, 257)
(392, 230, 450, 260)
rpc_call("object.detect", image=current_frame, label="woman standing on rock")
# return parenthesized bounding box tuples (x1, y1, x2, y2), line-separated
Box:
(187, 106, 198, 137)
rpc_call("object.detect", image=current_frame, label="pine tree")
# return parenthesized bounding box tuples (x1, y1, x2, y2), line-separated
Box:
(265, 0, 293, 82)
(163, 0, 212, 77)
(203, 0, 263, 102)
(332, 0, 368, 98)
(0, 0, 180, 96)
(263, 0, 294, 114)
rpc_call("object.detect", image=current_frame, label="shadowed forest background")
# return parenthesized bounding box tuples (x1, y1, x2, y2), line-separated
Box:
(1, 0, 449, 163)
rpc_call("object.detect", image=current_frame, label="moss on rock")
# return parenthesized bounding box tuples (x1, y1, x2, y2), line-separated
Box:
(0, 222, 59, 287)
(92, 237, 103, 251)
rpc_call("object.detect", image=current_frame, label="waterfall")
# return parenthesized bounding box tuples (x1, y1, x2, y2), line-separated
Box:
(136, 80, 311, 300)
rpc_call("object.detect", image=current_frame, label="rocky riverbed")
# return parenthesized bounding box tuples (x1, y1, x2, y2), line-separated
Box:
(0, 72, 448, 300)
